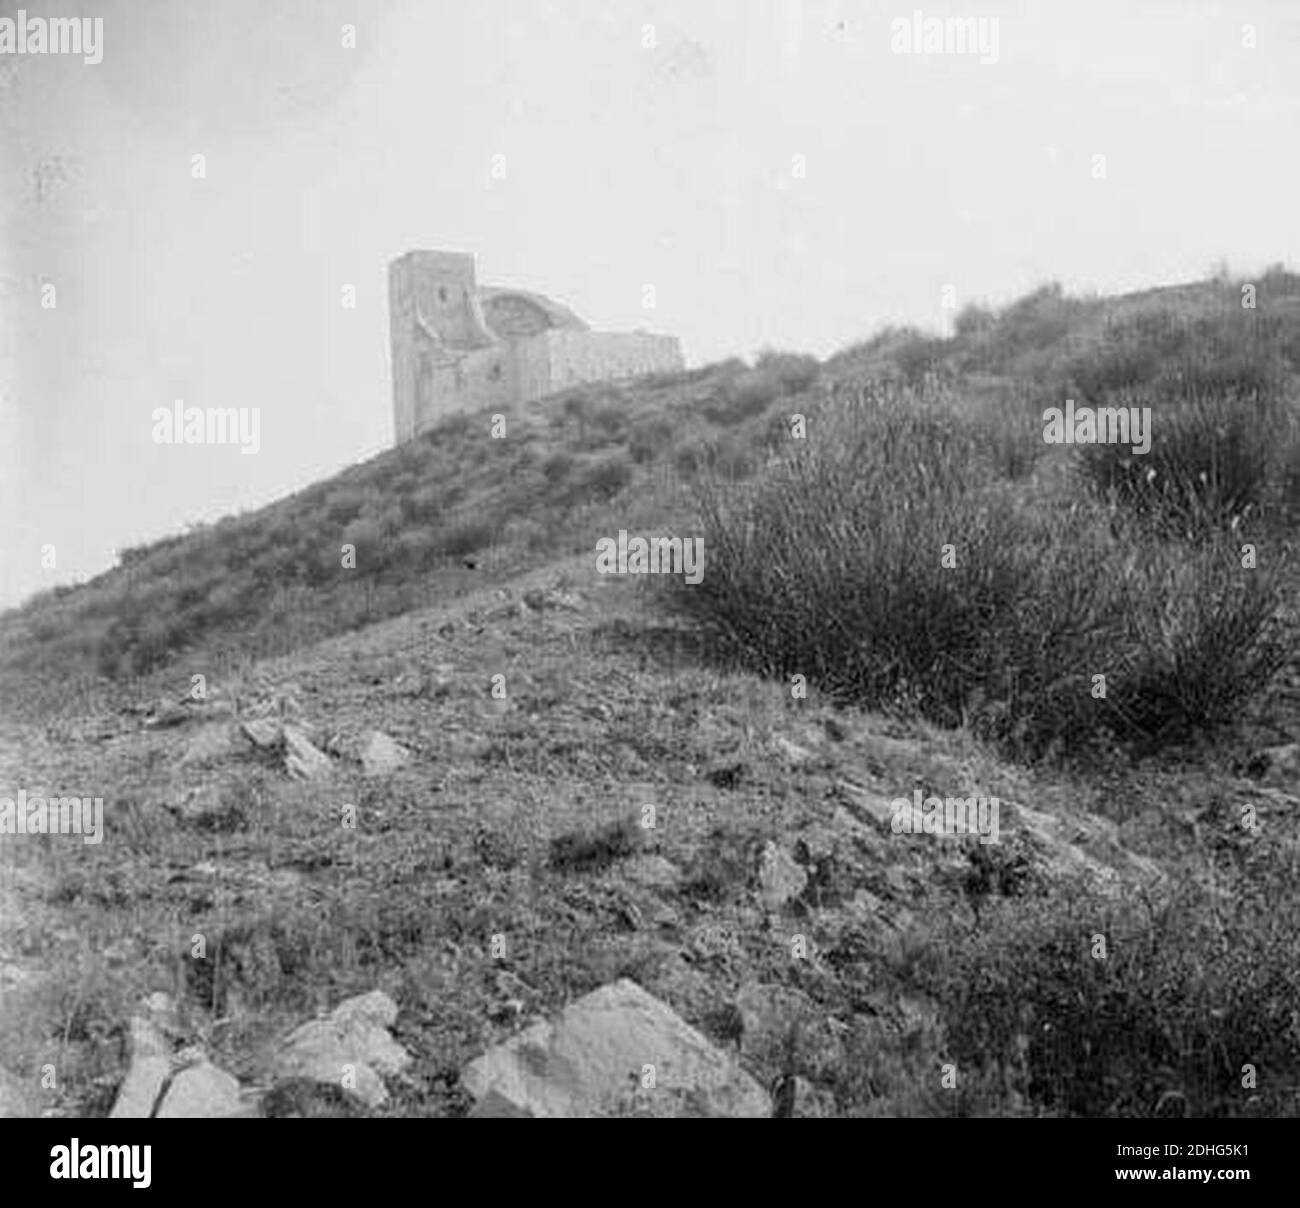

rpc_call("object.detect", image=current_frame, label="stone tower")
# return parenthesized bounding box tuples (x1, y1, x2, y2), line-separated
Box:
(388, 251, 501, 442)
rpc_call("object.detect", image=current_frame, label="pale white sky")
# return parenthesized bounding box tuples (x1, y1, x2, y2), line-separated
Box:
(2, 0, 1298, 609)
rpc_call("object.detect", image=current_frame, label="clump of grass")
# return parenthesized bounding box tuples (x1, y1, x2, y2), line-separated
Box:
(548, 818, 641, 873)
(700, 350, 820, 424)
(1065, 306, 1300, 539)
(754, 349, 820, 394)
(1075, 386, 1299, 540)
(629, 416, 677, 464)
(436, 519, 497, 560)
(541, 450, 576, 484)
(573, 453, 634, 502)
(904, 865, 1300, 1117)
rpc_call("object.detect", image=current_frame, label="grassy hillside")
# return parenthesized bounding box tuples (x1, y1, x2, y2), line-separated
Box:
(7, 269, 1300, 723)
(3, 272, 1300, 1119)
(0, 351, 817, 717)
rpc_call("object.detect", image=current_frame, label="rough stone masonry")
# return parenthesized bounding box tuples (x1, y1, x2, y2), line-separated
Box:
(388, 250, 683, 442)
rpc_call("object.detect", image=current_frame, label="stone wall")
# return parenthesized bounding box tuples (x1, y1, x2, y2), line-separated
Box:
(512, 336, 553, 406)
(537, 331, 684, 397)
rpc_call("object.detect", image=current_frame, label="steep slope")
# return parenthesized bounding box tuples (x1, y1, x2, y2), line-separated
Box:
(5, 551, 1249, 1118)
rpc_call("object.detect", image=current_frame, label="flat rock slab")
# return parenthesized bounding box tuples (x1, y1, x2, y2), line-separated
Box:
(621, 853, 683, 891)
(179, 723, 239, 768)
(144, 701, 192, 729)
(770, 735, 815, 767)
(272, 990, 410, 1109)
(155, 1062, 252, 1118)
(836, 780, 898, 828)
(109, 1017, 172, 1119)
(360, 730, 412, 776)
(241, 718, 283, 749)
(756, 841, 807, 910)
(462, 978, 771, 1118)
(469, 1088, 537, 1118)
(283, 724, 332, 780)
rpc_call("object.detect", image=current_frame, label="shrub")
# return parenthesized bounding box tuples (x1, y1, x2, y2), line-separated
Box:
(436, 519, 496, 560)
(1075, 384, 1297, 540)
(577, 454, 634, 501)
(754, 349, 820, 394)
(974, 389, 1045, 481)
(700, 371, 779, 423)
(1063, 304, 1300, 537)
(1108, 538, 1291, 743)
(909, 868, 1300, 1117)
(991, 283, 1077, 359)
(548, 818, 640, 873)
(589, 403, 629, 439)
(405, 482, 444, 524)
(541, 450, 576, 485)
(324, 488, 365, 527)
(673, 442, 701, 478)
(340, 516, 383, 565)
(953, 303, 997, 339)
(628, 416, 676, 464)
(393, 527, 442, 572)
(701, 432, 756, 482)
(1067, 310, 1194, 399)
(661, 386, 1293, 759)
(890, 332, 949, 383)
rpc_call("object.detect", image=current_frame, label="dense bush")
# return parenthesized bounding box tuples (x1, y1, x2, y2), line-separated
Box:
(700, 373, 777, 423)
(754, 349, 820, 394)
(1075, 387, 1296, 539)
(541, 450, 576, 485)
(662, 385, 1292, 758)
(576, 454, 634, 501)
(1070, 309, 1300, 538)
(436, 519, 497, 560)
(698, 350, 820, 423)
(628, 416, 677, 464)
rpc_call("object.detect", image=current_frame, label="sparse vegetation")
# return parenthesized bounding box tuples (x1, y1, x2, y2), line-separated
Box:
(5, 273, 1300, 1120)
(0, 359, 771, 707)
(908, 865, 1300, 1117)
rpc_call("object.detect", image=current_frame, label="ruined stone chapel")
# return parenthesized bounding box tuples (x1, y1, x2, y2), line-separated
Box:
(388, 250, 684, 442)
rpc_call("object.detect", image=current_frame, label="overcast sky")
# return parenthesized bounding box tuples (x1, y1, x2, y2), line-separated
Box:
(2, 0, 1298, 610)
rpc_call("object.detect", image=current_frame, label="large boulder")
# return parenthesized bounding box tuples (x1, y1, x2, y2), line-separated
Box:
(360, 730, 412, 776)
(109, 1017, 172, 1118)
(155, 1061, 254, 1118)
(462, 978, 771, 1118)
(283, 725, 332, 780)
(271, 990, 410, 1109)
